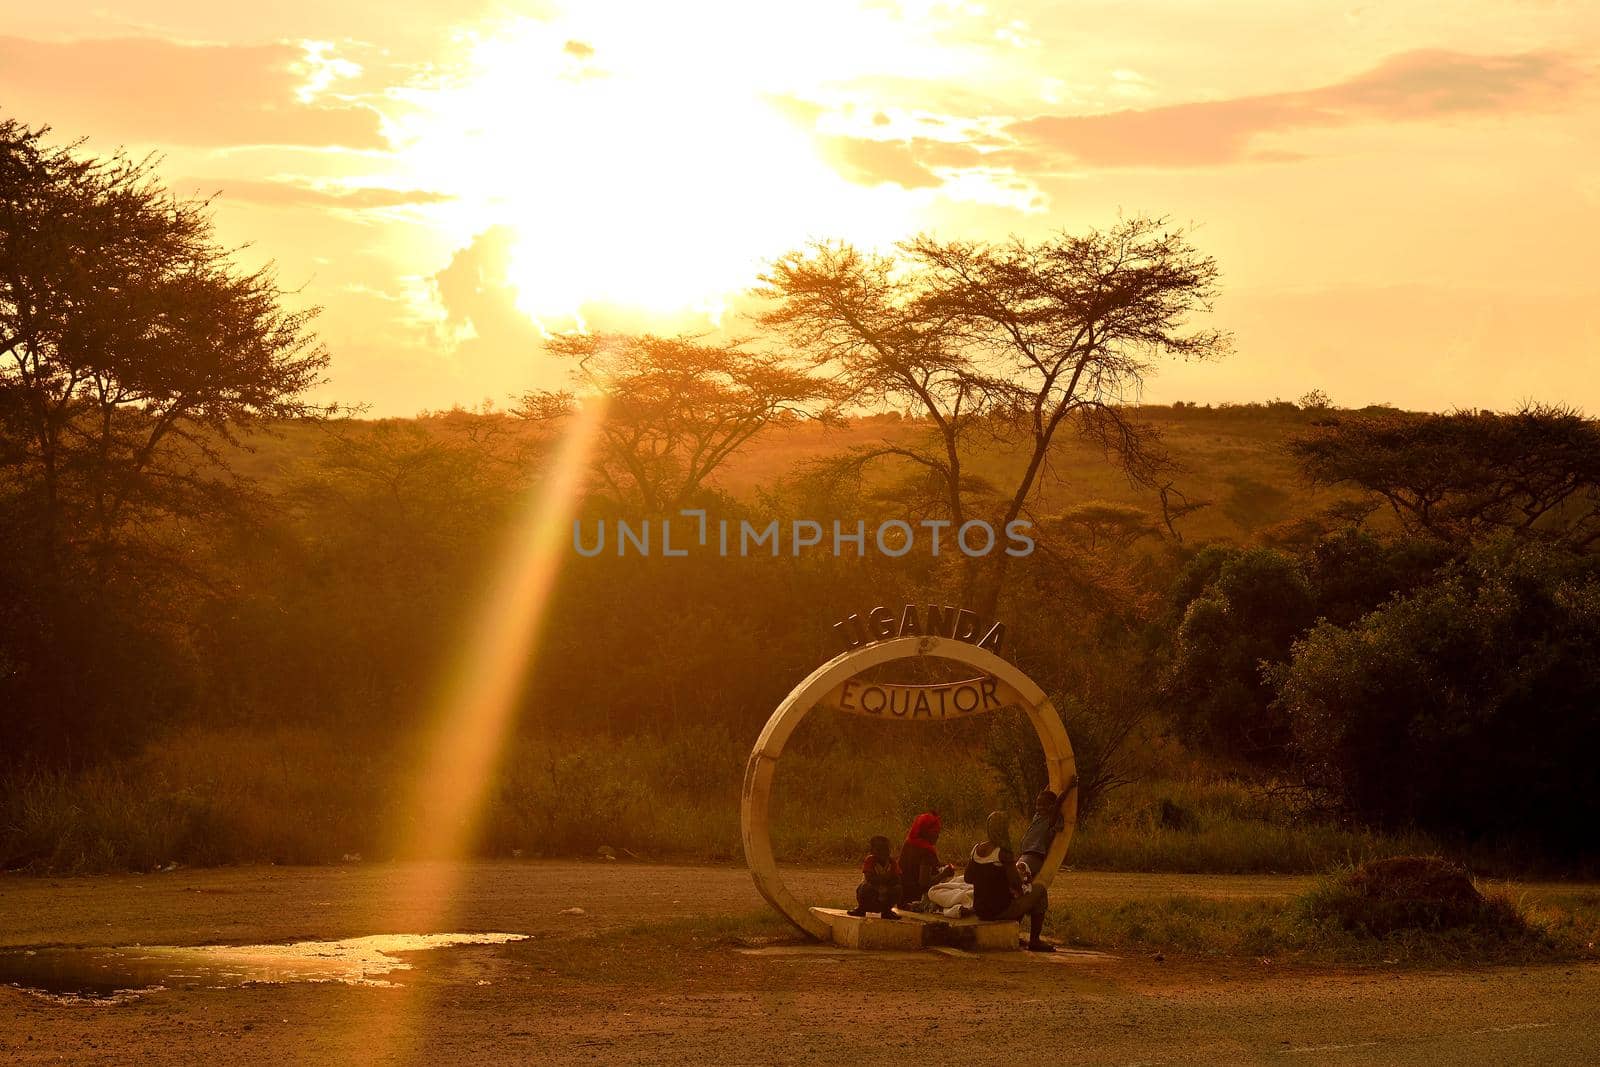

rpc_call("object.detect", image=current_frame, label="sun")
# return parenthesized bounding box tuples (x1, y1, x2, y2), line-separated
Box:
(396, 6, 928, 335)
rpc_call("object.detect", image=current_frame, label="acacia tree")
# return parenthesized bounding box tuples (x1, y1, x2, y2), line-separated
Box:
(1, 120, 331, 590)
(759, 217, 1228, 611)
(1289, 405, 1600, 550)
(516, 332, 833, 512)
(1, 120, 331, 757)
(756, 242, 994, 530)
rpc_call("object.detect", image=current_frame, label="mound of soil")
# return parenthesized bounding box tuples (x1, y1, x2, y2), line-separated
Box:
(1351, 857, 1481, 908)
(1312, 856, 1518, 937)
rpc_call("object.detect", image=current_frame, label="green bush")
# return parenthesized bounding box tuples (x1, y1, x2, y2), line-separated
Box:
(1165, 547, 1314, 762)
(1273, 544, 1600, 859)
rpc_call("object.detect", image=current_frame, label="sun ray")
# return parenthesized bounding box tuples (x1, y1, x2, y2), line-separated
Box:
(401, 396, 603, 870)
(345, 398, 605, 1062)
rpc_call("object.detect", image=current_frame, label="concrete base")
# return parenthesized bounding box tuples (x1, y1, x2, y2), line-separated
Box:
(895, 909, 1023, 950)
(810, 907, 925, 950)
(809, 907, 1020, 951)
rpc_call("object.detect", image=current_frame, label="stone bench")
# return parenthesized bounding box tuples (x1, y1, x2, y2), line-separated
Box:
(810, 907, 1020, 951)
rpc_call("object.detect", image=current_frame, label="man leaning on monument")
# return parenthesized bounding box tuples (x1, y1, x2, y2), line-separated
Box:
(1018, 774, 1078, 881)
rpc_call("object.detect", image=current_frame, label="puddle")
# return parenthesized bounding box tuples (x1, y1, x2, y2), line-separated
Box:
(0, 933, 527, 1003)
(734, 944, 1112, 964)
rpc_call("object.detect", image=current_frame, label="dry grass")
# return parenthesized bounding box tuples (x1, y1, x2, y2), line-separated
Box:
(230, 403, 1373, 546)
(6, 724, 1434, 876)
(1051, 866, 1600, 965)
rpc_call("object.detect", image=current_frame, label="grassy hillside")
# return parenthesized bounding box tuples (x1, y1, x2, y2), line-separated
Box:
(227, 402, 1372, 545)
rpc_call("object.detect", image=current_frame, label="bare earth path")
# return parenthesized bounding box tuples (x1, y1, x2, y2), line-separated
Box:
(3, 862, 1597, 1065)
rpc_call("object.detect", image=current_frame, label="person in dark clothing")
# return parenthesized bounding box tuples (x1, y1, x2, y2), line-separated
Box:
(1018, 775, 1078, 881)
(898, 811, 955, 908)
(965, 810, 1053, 952)
(848, 835, 901, 918)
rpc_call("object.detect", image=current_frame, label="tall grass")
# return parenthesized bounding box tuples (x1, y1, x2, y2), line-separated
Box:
(0, 727, 392, 869)
(1066, 777, 1440, 874)
(1049, 870, 1600, 964)
(2, 724, 1449, 875)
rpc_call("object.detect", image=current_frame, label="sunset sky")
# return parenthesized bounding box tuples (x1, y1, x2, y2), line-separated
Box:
(2, 1, 1596, 415)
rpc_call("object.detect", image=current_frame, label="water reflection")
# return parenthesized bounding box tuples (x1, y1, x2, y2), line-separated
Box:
(0, 932, 527, 1002)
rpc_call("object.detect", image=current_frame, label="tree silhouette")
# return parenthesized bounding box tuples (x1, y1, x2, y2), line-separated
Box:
(759, 216, 1228, 610)
(1, 119, 331, 757)
(516, 332, 833, 512)
(1, 120, 331, 590)
(1290, 405, 1600, 550)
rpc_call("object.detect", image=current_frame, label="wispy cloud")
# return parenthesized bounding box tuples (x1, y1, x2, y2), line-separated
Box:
(1010, 49, 1588, 168)
(813, 49, 1588, 188)
(817, 134, 984, 189)
(177, 176, 451, 210)
(0, 36, 386, 148)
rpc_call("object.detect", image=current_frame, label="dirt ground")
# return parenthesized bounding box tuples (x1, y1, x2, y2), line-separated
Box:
(3, 862, 1598, 1065)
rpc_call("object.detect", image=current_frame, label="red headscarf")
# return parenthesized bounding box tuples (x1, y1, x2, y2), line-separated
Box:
(903, 812, 942, 859)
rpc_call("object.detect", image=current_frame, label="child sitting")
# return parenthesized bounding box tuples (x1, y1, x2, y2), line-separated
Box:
(848, 835, 901, 919)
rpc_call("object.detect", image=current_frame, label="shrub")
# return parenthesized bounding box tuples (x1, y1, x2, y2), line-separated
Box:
(1303, 856, 1497, 936)
(1301, 530, 1449, 626)
(1297, 857, 1544, 960)
(1273, 544, 1600, 858)
(1165, 547, 1314, 762)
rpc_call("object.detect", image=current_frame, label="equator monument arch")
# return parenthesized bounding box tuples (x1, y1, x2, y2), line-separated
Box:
(740, 604, 1077, 946)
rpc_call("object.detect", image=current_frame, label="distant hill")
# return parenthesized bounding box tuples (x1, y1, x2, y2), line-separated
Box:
(712, 403, 1374, 544)
(226, 402, 1381, 545)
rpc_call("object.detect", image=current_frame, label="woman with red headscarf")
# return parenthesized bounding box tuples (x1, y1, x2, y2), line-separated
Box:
(898, 811, 956, 908)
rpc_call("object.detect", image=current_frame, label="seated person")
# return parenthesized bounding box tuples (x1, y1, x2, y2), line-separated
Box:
(848, 835, 901, 919)
(965, 810, 1054, 952)
(1018, 775, 1078, 881)
(898, 811, 956, 909)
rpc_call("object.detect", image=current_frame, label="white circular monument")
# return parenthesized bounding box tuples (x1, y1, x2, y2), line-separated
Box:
(740, 607, 1077, 941)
